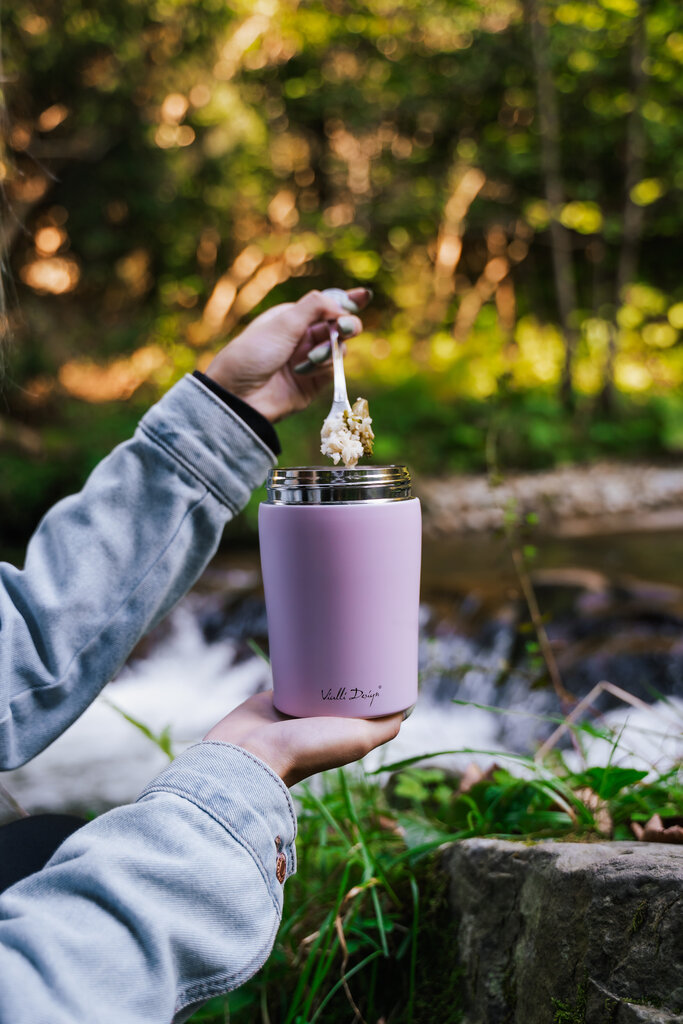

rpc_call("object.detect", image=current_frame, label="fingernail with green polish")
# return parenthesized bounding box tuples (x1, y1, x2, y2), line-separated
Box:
(308, 340, 333, 363)
(293, 358, 317, 375)
(322, 287, 360, 314)
(293, 340, 333, 374)
(337, 316, 356, 336)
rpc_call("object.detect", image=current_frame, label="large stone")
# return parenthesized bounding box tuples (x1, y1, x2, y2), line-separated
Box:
(417, 463, 683, 538)
(443, 839, 683, 1024)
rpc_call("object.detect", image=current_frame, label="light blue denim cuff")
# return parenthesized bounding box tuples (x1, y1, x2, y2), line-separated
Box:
(137, 742, 297, 898)
(138, 374, 277, 514)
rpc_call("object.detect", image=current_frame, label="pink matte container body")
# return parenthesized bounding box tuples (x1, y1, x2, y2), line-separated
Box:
(259, 498, 421, 718)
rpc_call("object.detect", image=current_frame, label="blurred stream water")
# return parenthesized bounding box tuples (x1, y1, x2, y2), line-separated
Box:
(3, 533, 682, 817)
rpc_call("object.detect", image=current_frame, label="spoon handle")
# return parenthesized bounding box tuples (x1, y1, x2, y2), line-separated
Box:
(331, 325, 351, 411)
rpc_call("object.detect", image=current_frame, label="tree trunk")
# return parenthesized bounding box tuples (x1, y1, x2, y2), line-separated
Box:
(601, 2, 647, 411)
(524, 0, 579, 408)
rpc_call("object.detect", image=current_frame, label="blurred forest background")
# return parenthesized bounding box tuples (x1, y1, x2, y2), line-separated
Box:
(1, 0, 682, 555)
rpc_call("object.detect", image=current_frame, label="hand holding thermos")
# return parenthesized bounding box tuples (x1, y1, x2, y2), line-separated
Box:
(202, 287, 420, 781)
(204, 690, 402, 788)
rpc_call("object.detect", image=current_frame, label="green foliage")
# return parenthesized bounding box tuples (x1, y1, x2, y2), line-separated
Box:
(3, 0, 683, 548)
(103, 699, 175, 761)
(552, 980, 587, 1024)
(607, 766, 683, 840)
(96, 696, 681, 1023)
(183, 735, 681, 1023)
(188, 766, 465, 1024)
(245, 638, 271, 664)
(0, 397, 144, 556)
(571, 766, 649, 801)
(277, 380, 683, 475)
(4, 374, 682, 556)
(629, 899, 648, 935)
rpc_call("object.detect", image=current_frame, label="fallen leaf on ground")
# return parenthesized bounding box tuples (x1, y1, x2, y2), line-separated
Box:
(631, 814, 683, 845)
(457, 761, 500, 794)
(574, 787, 613, 837)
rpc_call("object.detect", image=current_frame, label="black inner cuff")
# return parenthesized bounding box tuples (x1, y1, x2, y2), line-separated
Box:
(193, 371, 281, 456)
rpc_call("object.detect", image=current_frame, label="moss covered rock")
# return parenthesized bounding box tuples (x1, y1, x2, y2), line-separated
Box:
(442, 839, 683, 1024)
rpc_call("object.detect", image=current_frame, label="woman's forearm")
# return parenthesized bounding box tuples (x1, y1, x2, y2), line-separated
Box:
(0, 374, 276, 769)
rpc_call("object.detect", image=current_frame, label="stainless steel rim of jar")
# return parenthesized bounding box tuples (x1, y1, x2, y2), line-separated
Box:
(265, 465, 412, 504)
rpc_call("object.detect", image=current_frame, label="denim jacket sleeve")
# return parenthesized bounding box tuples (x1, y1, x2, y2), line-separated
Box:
(0, 741, 298, 1023)
(0, 372, 276, 770)
(0, 374, 301, 1020)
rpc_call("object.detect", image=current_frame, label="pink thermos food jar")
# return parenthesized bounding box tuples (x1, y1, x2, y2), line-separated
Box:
(258, 466, 421, 718)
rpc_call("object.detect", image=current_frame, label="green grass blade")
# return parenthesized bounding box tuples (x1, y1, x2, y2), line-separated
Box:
(308, 950, 383, 1024)
(103, 699, 174, 761)
(407, 875, 419, 1022)
(369, 748, 538, 775)
(299, 782, 351, 847)
(338, 771, 390, 954)
(292, 863, 354, 1023)
(246, 638, 271, 664)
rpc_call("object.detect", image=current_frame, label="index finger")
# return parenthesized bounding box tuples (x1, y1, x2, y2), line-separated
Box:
(283, 290, 348, 336)
(345, 287, 372, 311)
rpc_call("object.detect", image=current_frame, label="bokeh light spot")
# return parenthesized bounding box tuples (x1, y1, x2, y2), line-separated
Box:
(20, 257, 80, 294)
(34, 226, 67, 256)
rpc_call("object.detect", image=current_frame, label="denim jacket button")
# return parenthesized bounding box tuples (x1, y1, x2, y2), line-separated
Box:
(276, 852, 287, 884)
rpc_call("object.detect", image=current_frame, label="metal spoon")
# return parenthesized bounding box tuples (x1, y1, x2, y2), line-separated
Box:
(323, 322, 352, 426)
(317, 288, 355, 426)
(294, 287, 360, 377)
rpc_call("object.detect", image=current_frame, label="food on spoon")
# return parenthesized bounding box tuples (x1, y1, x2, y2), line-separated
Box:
(321, 397, 375, 468)
(345, 397, 374, 455)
